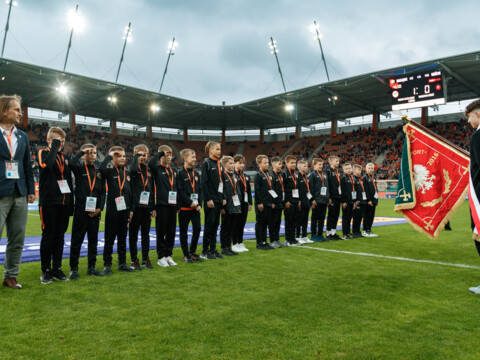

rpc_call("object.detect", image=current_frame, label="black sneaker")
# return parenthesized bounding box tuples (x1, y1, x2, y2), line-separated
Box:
(221, 248, 234, 256)
(212, 250, 224, 259)
(190, 252, 203, 262)
(102, 266, 113, 275)
(87, 267, 104, 276)
(118, 263, 134, 272)
(69, 269, 80, 280)
(229, 247, 239, 255)
(142, 259, 154, 269)
(131, 260, 143, 271)
(182, 255, 194, 263)
(40, 269, 53, 285)
(332, 234, 341, 240)
(52, 268, 68, 281)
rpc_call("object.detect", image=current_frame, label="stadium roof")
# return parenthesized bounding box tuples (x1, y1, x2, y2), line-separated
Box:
(0, 50, 479, 130)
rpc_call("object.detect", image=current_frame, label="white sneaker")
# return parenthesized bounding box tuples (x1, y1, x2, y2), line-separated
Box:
(362, 231, 367, 237)
(296, 237, 306, 244)
(239, 243, 249, 252)
(469, 285, 480, 294)
(232, 244, 241, 253)
(369, 231, 378, 237)
(284, 241, 300, 247)
(157, 257, 169, 268)
(166, 256, 177, 266)
(303, 237, 314, 243)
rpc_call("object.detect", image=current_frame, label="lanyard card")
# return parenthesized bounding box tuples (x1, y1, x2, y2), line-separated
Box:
(282, 192, 285, 201)
(268, 190, 278, 199)
(338, 186, 342, 195)
(218, 182, 223, 193)
(321, 187, 327, 196)
(292, 189, 299, 198)
(168, 191, 177, 205)
(352, 191, 357, 200)
(139, 191, 150, 205)
(57, 180, 71, 194)
(85, 196, 97, 212)
(306, 191, 313, 200)
(362, 192, 367, 201)
(232, 194, 241, 207)
(191, 193, 199, 205)
(5, 161, 19, 179)
(244, 192, 249, 203)
(374, 191, 378, 199)
(115, 196, 127, 211)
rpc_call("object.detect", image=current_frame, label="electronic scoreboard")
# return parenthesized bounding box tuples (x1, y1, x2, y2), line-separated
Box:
(390, 69, 446, 111)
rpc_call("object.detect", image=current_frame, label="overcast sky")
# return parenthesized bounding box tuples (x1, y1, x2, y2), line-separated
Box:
(2, 0, 479, 106)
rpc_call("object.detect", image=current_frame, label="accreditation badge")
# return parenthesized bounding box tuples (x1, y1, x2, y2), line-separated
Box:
(139, 191, 150, 205)
(362, 192, 367, 201)
(321, 187, 327, 196)
(190, 193, 199, 205)
(268, 190, 278, 199)
(244, 192, 248, 203)
(306, 191, 313, 200)
(374, 192, 378, 199)
(218, 182, 223, 193)
(115, 196, 127, 211)
(351, 191, 357, 200)
(338, 186, 342, 195)
(232, 194, 241, 207)
(57, 180, 71, 194)
(85, 197, 97, 212)
(168, 191, 177, 205)
(5, 161, 19, 179)
(292, 189, 299, 198)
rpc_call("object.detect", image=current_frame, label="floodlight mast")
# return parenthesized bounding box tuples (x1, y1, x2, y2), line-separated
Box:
(1, 0, 17, 58)
(312, 20, 330, 82)
(269, 37, 287, 93)
(159, 37, 176, 93)
(115, 22, 132, 83)
(63, 4, 79, 72)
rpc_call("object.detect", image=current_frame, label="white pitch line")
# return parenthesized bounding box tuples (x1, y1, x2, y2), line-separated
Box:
(297, 245, 480, 270)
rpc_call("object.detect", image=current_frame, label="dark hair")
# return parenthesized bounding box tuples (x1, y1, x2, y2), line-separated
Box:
(465, 99, 480, 116)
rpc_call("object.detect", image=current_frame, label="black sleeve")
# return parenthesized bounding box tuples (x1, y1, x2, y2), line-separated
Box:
(69, 150, 85, 170)
(98, 176, 106, 211)
(340, 177, 347, 203)
(147, 151, 165, 171)
(201, 160, 212, 202)
(247, 176, 253, 205)
(23, 136, 35, 195)
(99, 154, 112, 175)
(197, 171, 203, 207)
(129, 153, 141, 174)
(39, 140, 60, 169)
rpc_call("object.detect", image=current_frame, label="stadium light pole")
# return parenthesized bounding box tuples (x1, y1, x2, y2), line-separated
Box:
(159, 37, 177, 94)
(269, 37, 287, 93)
(1, 0, 17, 58)
(115, 22, 132, 83)
(63, 4, 84, 72)
(310, 20, 330, 82)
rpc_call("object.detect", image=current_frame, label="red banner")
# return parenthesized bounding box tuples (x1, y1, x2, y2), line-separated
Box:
(395, 121, 470, 239)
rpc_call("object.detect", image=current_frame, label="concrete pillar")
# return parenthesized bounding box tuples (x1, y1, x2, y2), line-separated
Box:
(421, 107, 428, 126)
(70, 112, 76, 133)
(331, 119, 337, 135)
(111, 119, 117, 136)
(22, 105, 28, 127)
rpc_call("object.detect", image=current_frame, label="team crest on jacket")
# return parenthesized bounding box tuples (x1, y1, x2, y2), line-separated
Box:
(195, 176, 198, 181)
(127, 175, 131, 181)
(148, 173, 152, 177)
(97, 173, 102, 179)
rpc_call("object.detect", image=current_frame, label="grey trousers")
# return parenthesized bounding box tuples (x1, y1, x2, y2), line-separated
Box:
(0, 188, 28, 279)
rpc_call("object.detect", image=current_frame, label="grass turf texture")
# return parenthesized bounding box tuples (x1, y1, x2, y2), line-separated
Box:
(1, 199, 479, 359)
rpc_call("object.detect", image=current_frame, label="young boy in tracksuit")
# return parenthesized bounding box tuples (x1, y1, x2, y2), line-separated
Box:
(100, 146, 133, 275)
(296, 160, 313, 243)
(363, 163, 379, 237)
(232, 154, 252, 253)
(201, 141, 225, 260)
(270, 156, 285, 248)
(340, 163, 356, 240)
(309, 158, 330, 242)
(282, 155, 301, 246)
(220, 156, 241, 256)
(254, 155, 275, 250)
(69, 144, 105, 280)
(326, 155, 342, 240)
(177, 148, 203, 263)
(38, 126, 73, 284)
(148, 145, 178, 268)
(352, 164, 366, 238)
(129, 144, 155, 270)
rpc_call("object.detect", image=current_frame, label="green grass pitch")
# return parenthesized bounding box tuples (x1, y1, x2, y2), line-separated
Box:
(1, 199, 479, 359)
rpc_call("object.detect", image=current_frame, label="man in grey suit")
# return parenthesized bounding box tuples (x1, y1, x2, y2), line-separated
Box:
(0, 95, 35, 289)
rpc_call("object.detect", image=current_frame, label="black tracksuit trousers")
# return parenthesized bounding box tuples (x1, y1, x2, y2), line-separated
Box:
(40, 205, 70, 272)
(70, 207, 100, 269)
(129, 207, 152, 262)
(179, 209, 201, 256)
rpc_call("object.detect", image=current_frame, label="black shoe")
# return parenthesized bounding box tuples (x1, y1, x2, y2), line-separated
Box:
(102, 266, 113, 275)
(333, 234, 341, 240)
(40, 269, 53, 285)
(221, 248, 234, 256)
(190, 252, 203, 262)
(183, 255, 195, 263)
(131, 260, 142, 271)
(142, 259, 154, 269)
(87, 267, 104, 276)
(118, 263, 134, 272)
(445, 223, 452, 231)
(69, 269, 80, 280)
(326, 235, 334, 240)
(256, 242, 274, 250)
(351, 233, 360, 239)
(52, 268, 68, 281)
(213, 250, 224, 259)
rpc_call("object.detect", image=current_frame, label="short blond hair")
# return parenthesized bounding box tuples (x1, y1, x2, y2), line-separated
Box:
(221, 155, 234, 166)
(134, 144, 149, 154)
(297, 160, 308, 166)
(47, 126, 66, 139)
(158, 145, 172, 153)
(312, 158, 324, 165)
(180, 148, 195, 159)
(256, 155, 268, 164)
(80, 144, 96, 151)
(109, 146, 124, 153)
(285, 155, 297, 163)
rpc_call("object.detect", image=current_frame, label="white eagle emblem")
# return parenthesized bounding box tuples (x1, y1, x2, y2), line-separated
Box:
(413, 165, 435, 194)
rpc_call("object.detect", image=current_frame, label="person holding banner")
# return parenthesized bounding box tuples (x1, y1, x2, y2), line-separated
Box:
(465, 99, 480, 294)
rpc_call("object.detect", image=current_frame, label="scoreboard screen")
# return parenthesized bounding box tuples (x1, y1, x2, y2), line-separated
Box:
(390, 70, 446, 111)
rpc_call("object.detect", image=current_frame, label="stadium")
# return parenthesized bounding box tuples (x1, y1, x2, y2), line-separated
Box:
(0, 1, 479, 359)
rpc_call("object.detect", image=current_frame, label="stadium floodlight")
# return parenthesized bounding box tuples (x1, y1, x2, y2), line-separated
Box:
(115, 22, 132, 83)
(159, 37, 177, 93)
(285, 103, 294, 112)
(150, 104, 160, 112)
(56, 85, 69, 96)
(1, 0, 17, 57)
(310, 20, 331, 82)
(328, 95, 338, 102)
(268, 37, 287, 93)
(63, 4, 85, 72)
(107, 96, 117, 103)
